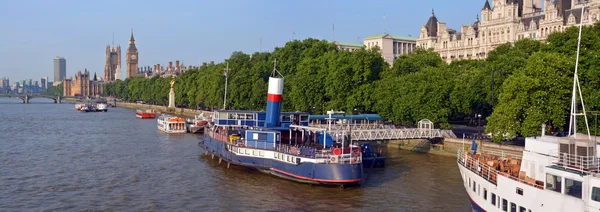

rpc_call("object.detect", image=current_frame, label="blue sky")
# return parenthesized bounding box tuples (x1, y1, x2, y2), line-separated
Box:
(0, 0, 484, 82)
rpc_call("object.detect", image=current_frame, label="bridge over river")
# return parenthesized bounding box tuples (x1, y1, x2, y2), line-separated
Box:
(0, 94, 79, 104)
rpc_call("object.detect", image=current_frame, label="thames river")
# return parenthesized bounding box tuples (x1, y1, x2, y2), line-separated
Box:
(0, 99, 470, 211)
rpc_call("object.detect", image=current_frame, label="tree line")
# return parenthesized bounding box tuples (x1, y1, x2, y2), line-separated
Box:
(104, 23, 600, 142)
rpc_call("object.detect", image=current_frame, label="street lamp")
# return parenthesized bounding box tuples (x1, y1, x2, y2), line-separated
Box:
(476, 114, 482, 139)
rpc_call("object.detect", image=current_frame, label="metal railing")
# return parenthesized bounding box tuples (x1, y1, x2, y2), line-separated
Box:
(209, 130, 362, 164)
(457, 150, 543, 189)
(555, 152, 600, 172)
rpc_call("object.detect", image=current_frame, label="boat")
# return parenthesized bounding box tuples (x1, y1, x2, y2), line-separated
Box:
(75, 103, 85, 111)
(96, 103, 108, 112)
(136, 109, 156, 119)
(360, 143, 386, 168)
(187, 113, 209, 134)
(157, 114, 186, 133)
(459, 8, 600, 211)
(198, 63, 364, 187)
(79, 105, 92, 113)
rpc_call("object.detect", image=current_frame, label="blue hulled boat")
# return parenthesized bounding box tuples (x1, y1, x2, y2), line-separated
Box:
(198, 64, 364, 186)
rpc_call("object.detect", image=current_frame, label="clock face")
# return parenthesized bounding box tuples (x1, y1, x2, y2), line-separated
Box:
(131, 55, 137, 60)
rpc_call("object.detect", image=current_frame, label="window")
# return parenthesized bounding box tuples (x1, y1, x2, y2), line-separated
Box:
(491, 193, 497, 205)
(546, 174, 562, 193)
(592, 187, 600, 202)
(565, 178, 582, 198)
(516, 187, 523, 195)
(484, 188, 488, 200)
(511, 203, 517, 212)
(519, 206, 526, 212)
(502, 199, 508, 211)
(478, 184, 481, 196)
(473, 181, 476, 192)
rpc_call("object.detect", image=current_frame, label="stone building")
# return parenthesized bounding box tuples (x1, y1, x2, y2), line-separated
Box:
(63, 69, 104, 97)
(364, 34, 417, 65)
(104, 43, 120, 82)
(126, 30, 139, 79)
(417, 0, 600, 63)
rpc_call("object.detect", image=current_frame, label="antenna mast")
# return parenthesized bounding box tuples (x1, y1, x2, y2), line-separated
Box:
(568, 3, 592, 140)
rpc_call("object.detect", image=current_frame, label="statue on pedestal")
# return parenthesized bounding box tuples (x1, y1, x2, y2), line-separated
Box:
(168, 79, 176, 109)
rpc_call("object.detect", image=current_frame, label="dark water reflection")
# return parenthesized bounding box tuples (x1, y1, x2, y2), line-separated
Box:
(0, 103, 470, 211)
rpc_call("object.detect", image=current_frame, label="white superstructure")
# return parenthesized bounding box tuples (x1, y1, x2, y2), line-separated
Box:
(157, 115, 186, 134)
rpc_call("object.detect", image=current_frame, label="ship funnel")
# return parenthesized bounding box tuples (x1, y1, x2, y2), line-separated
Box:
(265, 60, 284, 128)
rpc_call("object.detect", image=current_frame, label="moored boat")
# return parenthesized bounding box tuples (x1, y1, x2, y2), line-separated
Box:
(199, 63, 364, 186)
(75, 103, 85, 111)
(96, 103, 108, 112)
(187, 113, 209, 134)
(157, 114, 186, 133)
(136, 109, 156, 119)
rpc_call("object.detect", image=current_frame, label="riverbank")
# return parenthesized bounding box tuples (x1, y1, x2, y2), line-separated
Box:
(115, 102, 212, 118)
(386, 138, 524, 158)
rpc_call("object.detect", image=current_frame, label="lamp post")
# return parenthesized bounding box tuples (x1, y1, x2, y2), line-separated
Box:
(476, 114, 482, 139)
(223, 63, 230, 110)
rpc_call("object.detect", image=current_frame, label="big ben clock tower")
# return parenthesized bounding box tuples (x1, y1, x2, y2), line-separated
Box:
(126, 30, 138, 79)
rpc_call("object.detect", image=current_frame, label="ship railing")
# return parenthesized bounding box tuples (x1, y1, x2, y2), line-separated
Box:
(457, 150, 543, 189)
(275, 143, 362, 164)
(554, 152, 599, 173)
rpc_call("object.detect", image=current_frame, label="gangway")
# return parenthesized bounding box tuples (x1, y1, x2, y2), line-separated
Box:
(289, 119, 442, 141)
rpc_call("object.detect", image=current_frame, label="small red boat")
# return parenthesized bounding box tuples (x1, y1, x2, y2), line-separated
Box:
(136, 109, 156, 119)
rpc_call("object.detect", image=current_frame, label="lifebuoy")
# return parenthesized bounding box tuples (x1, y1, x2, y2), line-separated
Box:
(330, 156, 337, 163)
(333, 148, 341, 155)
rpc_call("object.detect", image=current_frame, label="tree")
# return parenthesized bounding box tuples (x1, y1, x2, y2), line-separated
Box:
(486, 52, 573, 141)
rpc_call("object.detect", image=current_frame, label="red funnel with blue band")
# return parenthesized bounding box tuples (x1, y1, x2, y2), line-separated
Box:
(265, 77, 283, 127)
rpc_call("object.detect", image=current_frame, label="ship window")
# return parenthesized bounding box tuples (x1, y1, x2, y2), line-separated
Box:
(282, 115, 292, 122)
(502, 198, 508, 211)
(592, 187, 600, 202)
(491, 193, 496, 205)
(545, 174, 562, 193)
(511, 203, 516, 212)
(565, 178, 582, 199)
(478, 184, 480, 196)
(484, 188, 487, 200)
(473, 181, 476, 192)
(516, 187, 523, 195)
(519, 206, 526, 212)
(300, 115, 309, 122)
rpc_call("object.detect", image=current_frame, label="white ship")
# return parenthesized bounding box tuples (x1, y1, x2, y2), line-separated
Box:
(96, 103, 108, 112)
(157, 114, 186, 134)
(459, 4, 600, 211)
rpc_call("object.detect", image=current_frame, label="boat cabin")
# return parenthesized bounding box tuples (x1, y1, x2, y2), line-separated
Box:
(212, 110, 309, 127)
(308, 114, 382, 125)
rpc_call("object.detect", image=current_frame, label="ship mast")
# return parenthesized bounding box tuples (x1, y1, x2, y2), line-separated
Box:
(568, 3, 592, 141)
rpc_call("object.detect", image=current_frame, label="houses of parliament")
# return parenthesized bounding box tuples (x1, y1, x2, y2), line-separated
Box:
(64, 31, 139, 97)
(417, 0, 600, 63)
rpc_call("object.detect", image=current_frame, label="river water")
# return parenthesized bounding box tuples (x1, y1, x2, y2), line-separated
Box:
(0, 99, 471, 211)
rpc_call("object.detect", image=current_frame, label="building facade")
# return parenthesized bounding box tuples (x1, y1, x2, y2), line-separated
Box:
(53, 57, 66, 82)
(64, 69, 104, 97)
(418, 0, 600, 63)
(126, 31, 139, 79)
(364, 34, 417, 65)
(334, 41, 363, 52)
(104, 42, 121, 82)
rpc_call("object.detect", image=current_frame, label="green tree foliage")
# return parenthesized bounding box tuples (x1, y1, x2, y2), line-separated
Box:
(102, 24, 600, 141)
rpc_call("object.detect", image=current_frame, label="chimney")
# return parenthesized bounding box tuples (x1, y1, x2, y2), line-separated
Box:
(210, 61, 214, 65)
(168, 61, 173, 70)
(188, 65, 192, 70)
(175, 60, 180, 69)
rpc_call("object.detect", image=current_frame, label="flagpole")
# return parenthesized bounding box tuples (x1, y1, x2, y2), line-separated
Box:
(223, 62, 230, 109)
